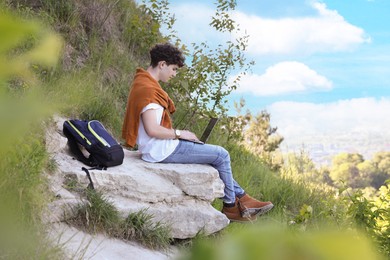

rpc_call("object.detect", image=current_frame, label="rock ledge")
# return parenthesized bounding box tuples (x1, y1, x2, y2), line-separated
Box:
(45, 116, 229, 239)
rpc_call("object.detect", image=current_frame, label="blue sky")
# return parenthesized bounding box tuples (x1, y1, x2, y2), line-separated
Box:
(158, 0, 390, 151)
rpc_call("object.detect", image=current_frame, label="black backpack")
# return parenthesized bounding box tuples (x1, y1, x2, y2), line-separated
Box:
(63, 119, 124, 169)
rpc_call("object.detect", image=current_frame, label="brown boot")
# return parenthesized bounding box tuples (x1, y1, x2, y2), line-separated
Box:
(222, 201, 257, 223)
(238, 194, 274, 218)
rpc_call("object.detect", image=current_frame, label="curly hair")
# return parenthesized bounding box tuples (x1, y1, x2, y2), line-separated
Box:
(149, 43, 185, 68)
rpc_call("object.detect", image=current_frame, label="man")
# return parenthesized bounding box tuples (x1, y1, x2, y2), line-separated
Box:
(122, 42, 273, 222)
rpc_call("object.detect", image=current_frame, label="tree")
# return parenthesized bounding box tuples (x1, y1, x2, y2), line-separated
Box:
(372, 152, 390, 175)
(370, 152, 390, 189)
(243, 110, 284, 169)
(330, 153, 367, 188)
(329, 152, 390, 189)
(332, 153, 364, 167)
(282, 148, 332, 185)
(283, 150, 315, 175)
(222, 97, 251, 143)
(357, 160, 378, 188)
(143, 0, 253, 133)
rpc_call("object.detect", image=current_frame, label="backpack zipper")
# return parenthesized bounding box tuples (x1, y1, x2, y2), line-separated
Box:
(88, 120, 110, 147)
(67, 120, 92, 145)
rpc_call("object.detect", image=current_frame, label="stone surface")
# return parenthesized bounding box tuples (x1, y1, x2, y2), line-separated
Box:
(49, 223, 175, 260)
(45, 116, 229, 240)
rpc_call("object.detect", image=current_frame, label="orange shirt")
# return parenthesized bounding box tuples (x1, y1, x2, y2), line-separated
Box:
(122, 68, 175, 147)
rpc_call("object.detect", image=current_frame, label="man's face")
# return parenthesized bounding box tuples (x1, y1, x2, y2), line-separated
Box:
(160, 62, 179, 83)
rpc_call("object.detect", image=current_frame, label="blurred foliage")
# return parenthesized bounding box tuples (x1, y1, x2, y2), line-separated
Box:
(336, 185, 390, 257)
(0, 8, 62, 152)
(0, 10, 62, 83)
(0, 7, 63, 258)
(184, 224, 384, 260)
(280, 148, 390, 257)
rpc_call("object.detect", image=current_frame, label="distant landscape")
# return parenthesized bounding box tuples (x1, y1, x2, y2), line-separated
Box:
(282, 131, 390, 166)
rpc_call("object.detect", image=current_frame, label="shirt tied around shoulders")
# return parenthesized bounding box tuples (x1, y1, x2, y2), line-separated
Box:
(122, 68, 176, 147)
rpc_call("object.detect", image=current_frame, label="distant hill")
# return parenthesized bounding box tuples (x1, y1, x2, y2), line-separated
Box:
(281, 131, 390, 166)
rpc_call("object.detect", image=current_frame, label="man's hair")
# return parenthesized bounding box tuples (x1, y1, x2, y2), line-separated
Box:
(149, 43, 185, 68)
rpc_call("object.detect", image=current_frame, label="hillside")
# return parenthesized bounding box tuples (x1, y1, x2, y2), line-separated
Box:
(4, 0, 167, 137)
(1, 0, 389, 259)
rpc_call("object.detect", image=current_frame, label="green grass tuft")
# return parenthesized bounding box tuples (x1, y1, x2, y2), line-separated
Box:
(121, 209, 173, 250)
(69, 189, 120, 234)
(68, 190, 172, 250)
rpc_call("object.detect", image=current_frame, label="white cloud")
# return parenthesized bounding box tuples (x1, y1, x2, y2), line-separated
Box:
(231, 1, 371, 55)
(268, 97, 390, 139)
(169, 1, 370, 56)
(234, 61, 333, 96)
(169, 3, 223, 44)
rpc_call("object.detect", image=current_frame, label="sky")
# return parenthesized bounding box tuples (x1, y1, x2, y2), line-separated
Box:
(158, 0, 390, 154)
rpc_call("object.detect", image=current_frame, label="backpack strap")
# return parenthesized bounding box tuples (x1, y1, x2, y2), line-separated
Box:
(82, 167, 95, 190)
(81, 166, 107, 190)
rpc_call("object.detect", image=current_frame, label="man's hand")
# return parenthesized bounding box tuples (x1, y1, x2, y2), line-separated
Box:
(179, 130, 199, 141)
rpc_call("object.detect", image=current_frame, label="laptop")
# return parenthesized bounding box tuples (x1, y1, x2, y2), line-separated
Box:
(180, 117, 218, 144)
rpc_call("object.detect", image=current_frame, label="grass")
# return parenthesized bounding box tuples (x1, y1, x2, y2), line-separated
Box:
(0, 127, 64, 259)
(219, 143, 344, 225)
(70, 189, 120, 234)
(120, 209, 173, 250)
(67, 189, 173, 250)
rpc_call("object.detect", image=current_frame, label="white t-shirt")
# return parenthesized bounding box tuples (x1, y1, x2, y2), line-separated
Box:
(137, 103, 179, 162)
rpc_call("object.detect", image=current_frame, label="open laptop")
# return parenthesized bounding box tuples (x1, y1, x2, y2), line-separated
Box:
(180, 117, 218, 144)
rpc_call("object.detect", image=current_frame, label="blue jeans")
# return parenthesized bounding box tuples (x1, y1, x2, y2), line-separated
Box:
(161, 140, 245, 204)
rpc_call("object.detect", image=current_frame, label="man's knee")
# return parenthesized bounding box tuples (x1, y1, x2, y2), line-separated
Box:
(217, 146, 230, 161)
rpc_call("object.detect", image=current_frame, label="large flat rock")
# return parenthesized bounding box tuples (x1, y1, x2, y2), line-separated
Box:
(45, 116, 229, 239)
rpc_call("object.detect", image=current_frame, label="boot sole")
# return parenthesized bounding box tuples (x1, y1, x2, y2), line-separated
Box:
(228, 216, 257, 223)
(242, 203, 274, 218)
(222, 212, 258, 223)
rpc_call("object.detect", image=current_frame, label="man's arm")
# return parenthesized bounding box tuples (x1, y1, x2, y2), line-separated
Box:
(142, 109, 199, 140)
